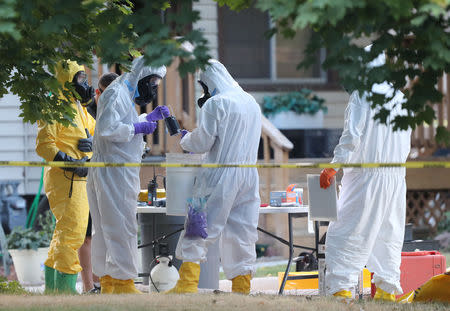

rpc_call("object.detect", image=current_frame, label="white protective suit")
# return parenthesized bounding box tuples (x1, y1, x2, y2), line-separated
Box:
(176, 60, 262, 279)
(325, 50, 412, 295)
(87, 57, 166, 280)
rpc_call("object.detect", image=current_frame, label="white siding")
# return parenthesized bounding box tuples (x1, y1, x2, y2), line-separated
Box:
(193, 1, 218, 59)
(192, 0, 219, 117)
(0, 92, 43, 195)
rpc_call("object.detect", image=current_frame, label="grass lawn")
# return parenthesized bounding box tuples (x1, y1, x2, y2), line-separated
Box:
(220, 264, 295, 280)
(0, 293, 448, 311)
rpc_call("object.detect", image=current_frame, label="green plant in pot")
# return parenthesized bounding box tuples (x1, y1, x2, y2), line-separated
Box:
(262, 89, 327, 129)
(7, 211, 54, 285)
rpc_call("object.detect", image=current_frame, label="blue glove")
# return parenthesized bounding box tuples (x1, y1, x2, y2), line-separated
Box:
(146, 106, 170, 122)
(78, 129, 93, 152)
(133, 121, 157, 135)
(185, 206, 208, 239)
(180, 129, 188, 138)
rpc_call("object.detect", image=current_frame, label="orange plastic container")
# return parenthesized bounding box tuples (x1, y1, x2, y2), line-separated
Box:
(371, 251, 447, 297)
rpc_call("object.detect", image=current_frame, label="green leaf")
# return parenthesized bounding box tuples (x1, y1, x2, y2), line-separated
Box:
(411, 14, 427, 26)
(225, 0, 450, 144)
(436, 126, 450, 146)
(0, 0, 209, 126)
(216, 0, 252, 11)
(262, 89, 327, 117)
(6, 211, 54, 250)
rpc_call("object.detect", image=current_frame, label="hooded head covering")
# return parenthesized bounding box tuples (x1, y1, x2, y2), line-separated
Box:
(121, 56, 167, 100)
(55, 60, 85, 93)
(364, 44, 386, 68)
(363, 45, 396, 97)
(199, 59, 240, 95)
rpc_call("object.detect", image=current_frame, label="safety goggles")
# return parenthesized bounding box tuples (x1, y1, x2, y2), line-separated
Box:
(74, 71, 88, 85)
(149, 75, 162, 86)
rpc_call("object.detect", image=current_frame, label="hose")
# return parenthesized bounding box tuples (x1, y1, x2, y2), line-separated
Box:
(25, 167, 44, 228)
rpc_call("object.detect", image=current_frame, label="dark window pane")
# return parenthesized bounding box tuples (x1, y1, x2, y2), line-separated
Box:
(219, 6, 270, 79)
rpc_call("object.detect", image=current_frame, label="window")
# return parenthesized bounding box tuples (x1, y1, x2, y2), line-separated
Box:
(219, 6, 271, 79)
(218, 6, 327, 89)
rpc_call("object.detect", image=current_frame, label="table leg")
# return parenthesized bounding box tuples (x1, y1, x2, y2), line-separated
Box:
(278, 213, 294, 295)
(152, 214, 156, 259)
(314, 221, 319, 256)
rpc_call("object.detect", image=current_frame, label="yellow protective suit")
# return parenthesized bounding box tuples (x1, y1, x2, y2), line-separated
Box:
(35, 60, 96, 274)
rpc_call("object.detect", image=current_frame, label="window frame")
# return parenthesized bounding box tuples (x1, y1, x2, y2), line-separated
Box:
(218, 7, 340, 91)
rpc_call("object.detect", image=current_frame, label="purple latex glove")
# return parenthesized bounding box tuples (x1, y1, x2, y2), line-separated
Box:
(133, 121, 157, 135)
(146, 106, 170, 122)
(185, 206, 208, 239)
(180, 129, 189, 139)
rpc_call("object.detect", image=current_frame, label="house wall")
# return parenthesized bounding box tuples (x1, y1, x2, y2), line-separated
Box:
(193, 1, 349, 129)
(0, 93, 42, 195)
(192, 0, 219, 105)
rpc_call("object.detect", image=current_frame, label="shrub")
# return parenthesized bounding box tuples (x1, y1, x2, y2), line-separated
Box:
(7, 211, 54, 250)
(262, 89, 327, 117)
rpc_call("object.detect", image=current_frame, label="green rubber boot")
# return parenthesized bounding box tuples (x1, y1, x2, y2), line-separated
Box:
(55, 271, 78, 294)
(44, 266, 56, 294)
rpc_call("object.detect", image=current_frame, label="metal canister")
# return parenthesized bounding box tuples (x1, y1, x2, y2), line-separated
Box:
(164, 116, 181, 136)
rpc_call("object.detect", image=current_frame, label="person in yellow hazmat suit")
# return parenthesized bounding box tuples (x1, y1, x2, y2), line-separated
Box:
(35, 60, 96, 294)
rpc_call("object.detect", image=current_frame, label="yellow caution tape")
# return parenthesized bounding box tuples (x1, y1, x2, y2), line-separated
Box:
(0, 161, 450, 169)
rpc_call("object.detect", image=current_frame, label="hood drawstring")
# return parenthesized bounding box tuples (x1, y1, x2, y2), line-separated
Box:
(68, 172, 75, 198)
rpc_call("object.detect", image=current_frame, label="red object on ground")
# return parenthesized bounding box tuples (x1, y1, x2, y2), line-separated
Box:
(371, 251, 447, 297)
(260, 203, 269, 207)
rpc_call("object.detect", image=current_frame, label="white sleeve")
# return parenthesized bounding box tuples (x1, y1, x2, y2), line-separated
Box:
(96, 92, 135, 143)
(331, 91, 369, 164)
(138, 113, 147, 122)
(180, 102, 219, 153)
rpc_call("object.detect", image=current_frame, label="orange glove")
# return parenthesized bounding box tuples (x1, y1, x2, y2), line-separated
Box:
(320, 168, 337, 189)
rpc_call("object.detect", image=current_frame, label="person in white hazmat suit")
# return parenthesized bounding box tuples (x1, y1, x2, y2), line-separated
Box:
(87, 56, 168, 294)
(167, 60, 262, 295)
(320, 47, 412, 301)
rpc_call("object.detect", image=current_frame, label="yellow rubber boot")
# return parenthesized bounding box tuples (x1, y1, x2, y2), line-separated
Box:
(231, 274, 251, 294)
(100, 275, 114, 294)
(111, 278, 142, 294)
(373, 287, 396, 302)
(333, 290, 352, 299)
(397, 291, 415, 303)
(165, 262, 200, 294)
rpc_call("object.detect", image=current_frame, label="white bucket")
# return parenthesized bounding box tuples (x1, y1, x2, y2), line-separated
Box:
(9, 247, 48, 285)
(166, 153, 204, 216)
